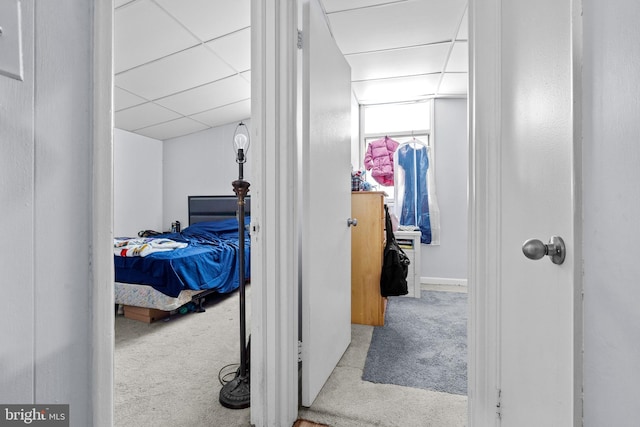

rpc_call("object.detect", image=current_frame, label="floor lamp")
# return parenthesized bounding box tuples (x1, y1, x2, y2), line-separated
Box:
(219, 122, 251, 409)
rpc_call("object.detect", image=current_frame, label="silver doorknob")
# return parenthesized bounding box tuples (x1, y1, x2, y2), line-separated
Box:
(522, 236, 566, 265)
(347, 218, 358, 227)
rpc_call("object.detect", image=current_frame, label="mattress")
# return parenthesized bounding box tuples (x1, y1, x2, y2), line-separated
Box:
(114, 282, 204, 311)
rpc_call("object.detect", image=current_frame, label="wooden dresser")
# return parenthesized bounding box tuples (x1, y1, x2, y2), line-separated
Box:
(351, 191, 386, 326)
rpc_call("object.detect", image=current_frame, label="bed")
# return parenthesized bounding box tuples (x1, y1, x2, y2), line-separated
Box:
(114, 195, 250, 321)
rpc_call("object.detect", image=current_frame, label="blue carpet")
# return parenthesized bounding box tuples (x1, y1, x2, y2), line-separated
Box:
(362, 290, 467, 395)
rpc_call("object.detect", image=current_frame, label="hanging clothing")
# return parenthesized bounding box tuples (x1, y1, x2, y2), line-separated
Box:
(396, 143, 433, 244)
(364, 136, 399, 187)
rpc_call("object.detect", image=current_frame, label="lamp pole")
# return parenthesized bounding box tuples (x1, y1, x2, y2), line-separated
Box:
(219, 123, 251, 409)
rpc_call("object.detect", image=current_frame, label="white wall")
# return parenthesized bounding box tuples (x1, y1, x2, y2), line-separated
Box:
(163, 121, 252, 227)
(582, 1, 640, 425)
(0, 1, 96, 424)
(421, 98, 468, 283)
(351, 92, 360, 168)
(114, 129, 163, 236)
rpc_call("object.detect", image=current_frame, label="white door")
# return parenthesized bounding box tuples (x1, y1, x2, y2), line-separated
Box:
(300, 0, 353, 407)
(470, 0, 580, 425)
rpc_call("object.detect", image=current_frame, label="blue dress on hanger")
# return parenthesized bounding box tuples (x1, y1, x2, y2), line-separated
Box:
(397, 144, 432, 244)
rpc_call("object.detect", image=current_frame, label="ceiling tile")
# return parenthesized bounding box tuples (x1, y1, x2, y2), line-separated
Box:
(114, 0, 198, 73)
(353, 74, 441, 104)
(114, 86, 147, 111)
(156, 75, 251, 116)
(326, 0, 467, 54)
(156, 0, 250, 41)
(445, 41, 468, 73)
(114, 0, 135, 7)
(206, 27, 251, 72)
(321, 0, 409, 14)
(438, 73, 467, 94)
(456, 6, 468, 40)
(347, 42, 450, 81)
(115, 102, 182, 131)
(190, 99, 251, 128)
(135, 117, 209, 140)
(115, 45, 235, 100)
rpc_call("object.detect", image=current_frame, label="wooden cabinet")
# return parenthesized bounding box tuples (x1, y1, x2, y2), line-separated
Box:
(351, 191, 386, 326)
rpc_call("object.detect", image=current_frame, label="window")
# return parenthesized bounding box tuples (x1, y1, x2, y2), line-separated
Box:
(359, 101, 439, 244)
(360, 101, 432, 202)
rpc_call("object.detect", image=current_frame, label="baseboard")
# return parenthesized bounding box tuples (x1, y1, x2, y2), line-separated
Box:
(420, 277, 468, 287)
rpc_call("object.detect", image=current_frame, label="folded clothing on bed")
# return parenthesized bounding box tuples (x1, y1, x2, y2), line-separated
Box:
(114, 217, 250, 298)
(114, 237, 188, 257)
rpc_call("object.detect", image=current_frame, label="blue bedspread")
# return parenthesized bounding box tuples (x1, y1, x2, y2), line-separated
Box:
(114, 217, 250, 298)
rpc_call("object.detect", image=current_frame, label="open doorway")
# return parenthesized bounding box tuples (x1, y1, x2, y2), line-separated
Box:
(110, 1, 470, 426)
(99, 0, 583, 425)
(111, 1, 253, 426)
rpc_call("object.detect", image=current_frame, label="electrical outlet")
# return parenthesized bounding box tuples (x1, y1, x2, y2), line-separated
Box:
(0, 0, 24, 81)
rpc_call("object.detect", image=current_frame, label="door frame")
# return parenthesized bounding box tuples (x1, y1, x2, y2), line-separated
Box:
(92, 0, 114, 426)
(249, 1, 300, 426)
(92, 0, 584, 426)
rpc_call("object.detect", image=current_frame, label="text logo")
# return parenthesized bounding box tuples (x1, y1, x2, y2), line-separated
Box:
(0, 405, 68, 427)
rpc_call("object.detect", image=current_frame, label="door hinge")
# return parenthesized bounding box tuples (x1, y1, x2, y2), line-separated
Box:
(298, 340, 303, 362)
(297, 29, 303, 49)
(496, 388, 502, 420)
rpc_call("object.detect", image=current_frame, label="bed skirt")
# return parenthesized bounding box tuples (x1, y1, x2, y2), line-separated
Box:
(115, 282, 204, 312)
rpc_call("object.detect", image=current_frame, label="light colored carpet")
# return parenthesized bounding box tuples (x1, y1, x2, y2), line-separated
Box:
(115, 290, 251, 427)
(298, 324, 467, 427)
(115, 284, 467, 427)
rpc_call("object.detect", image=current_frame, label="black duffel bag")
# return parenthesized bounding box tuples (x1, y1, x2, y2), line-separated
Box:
(380, 204, 410, 297)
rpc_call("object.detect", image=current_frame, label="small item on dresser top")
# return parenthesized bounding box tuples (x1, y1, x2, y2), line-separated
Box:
(351, 168, 365, 191)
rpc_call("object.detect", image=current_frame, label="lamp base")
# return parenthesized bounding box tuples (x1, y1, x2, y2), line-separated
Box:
(219, 373, 250, 409)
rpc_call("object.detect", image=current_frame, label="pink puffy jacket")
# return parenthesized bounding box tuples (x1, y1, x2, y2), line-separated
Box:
(364, 136, 399, 187)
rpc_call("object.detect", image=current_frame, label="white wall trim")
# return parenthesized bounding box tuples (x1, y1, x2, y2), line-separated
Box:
(468, 0, 501, 425)
(571, 0, 584, 422)
(250, 1, 300, 426)
(421, 277, 468, 287)
(91, 1, 114, 426)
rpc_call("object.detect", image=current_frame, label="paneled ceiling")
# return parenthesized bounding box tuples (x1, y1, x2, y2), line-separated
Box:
(114, 0, 468, 140)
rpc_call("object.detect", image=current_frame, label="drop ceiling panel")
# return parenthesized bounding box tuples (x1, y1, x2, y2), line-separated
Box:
(135, 117, 209, 140)
(326, 0, 468, 54)
(353, 74, 441, 104)
(115, 102, 182, 131)
(115, 45, 235, 100)
(113, 0, 468, 139)
(347, 42, 450, 81)
(156, 75, 251, 116)
(156, 0, 251, 42)
(114, 87, 146, 111)
(114, 0, 198, 73)
(321, 0, 408, 14)
(438, 73, 467, 94)
(456, 6, 468, 40)
(191, 99, 252, 128)
(206, 27, 251, 72)
(445, 41, 468, 73)
(115, 0, 135, 7)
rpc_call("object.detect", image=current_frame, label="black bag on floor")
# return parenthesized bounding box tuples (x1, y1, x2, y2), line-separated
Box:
(380, 204, 410, 297)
